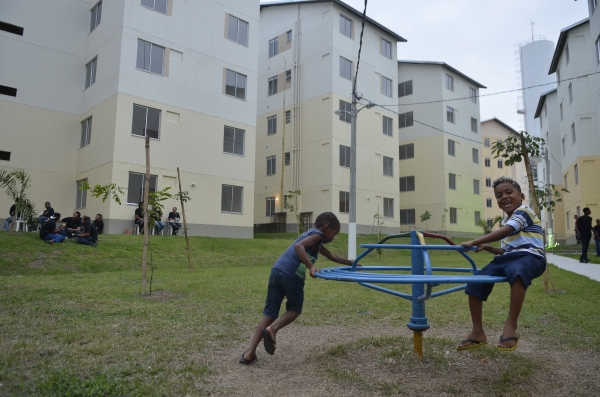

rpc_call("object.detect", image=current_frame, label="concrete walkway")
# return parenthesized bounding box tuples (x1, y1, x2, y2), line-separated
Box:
(546, 253, 600, 282)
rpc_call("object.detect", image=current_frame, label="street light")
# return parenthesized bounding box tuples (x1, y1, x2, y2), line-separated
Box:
(334, 96, 376, 260)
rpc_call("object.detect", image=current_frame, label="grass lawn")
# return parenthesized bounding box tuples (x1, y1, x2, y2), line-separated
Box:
(1, 232, 600, 396)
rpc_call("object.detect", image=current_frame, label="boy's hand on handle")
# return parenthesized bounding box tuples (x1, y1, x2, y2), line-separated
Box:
(459, 241, 476, 251)
(309, 265, 319, 278)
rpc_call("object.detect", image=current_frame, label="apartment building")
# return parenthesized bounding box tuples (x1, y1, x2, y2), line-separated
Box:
(480, 118, 530, 230)
(397, 61, 485, 236)
(255, 0, 405, 233)
(0, 0, 259, 237)
(547, 16, 600, 244)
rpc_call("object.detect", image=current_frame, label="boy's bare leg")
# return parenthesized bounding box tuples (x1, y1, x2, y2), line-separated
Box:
(265, 310, 300, 341)
(499, 277, 525, 349)
(243, 316, 275, 361)
(458, 294, 487, 348)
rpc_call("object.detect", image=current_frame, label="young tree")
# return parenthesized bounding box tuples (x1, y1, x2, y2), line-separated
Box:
(0, 169, 36, 231)
(477, 216, 503, 235)
(284, 189, 303, 236)
(419, 210, 432, 230)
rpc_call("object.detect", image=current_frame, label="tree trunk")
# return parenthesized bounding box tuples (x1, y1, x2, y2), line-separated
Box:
(177, 167, 193, 271)
(142, 135, 150, 295)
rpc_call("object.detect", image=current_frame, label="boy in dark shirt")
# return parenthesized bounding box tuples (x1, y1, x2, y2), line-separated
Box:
(93, 214, 104, 233)
(4, 203, 17, 231)
(38, 201, 54, 223)
(576, 208, 593, 263)
(74, 216, 98, 247)
(59, 211, 82, 238)
(39, 214, 66, 243)
(168, 207, 181, 235)
(135, 202, 144, 234)
(594, 219, 600, 257)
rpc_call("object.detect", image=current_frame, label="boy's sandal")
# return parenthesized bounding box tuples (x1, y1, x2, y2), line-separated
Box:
(239, 352, 257, 365)
(496, 334, 520, 351)
(261, 329, 276, 355)
(455, 339, 487, 351)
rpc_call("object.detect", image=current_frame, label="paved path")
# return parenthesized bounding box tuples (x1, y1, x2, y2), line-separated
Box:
(546, 253, 600, 282)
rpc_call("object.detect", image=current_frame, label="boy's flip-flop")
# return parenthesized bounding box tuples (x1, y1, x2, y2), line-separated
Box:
(261, 329, 276, 355)
(455, 339, 488, 351)
(239, 352, 257, 365)
(496, 334, 520, 351)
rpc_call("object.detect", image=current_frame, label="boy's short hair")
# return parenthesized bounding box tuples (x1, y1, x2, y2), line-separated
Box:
(492, 176, 521, 193)
(96, 214, 103, 219)
(75, 211, 81, 217)
(83, 216, 91, 223)
(315, 212, 340, 230)
(583, 207, 590, 213)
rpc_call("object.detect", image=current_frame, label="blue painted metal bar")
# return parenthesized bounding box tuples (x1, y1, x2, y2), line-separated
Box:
(358, 282, 412, 300)
(319, 266, 478, 274)
(408, 232, 430, 331)
(360, 244, 478, 251)
(316, 272, 507, 284)
(429, 284, 467, 298)
(350, 247, 374, 271)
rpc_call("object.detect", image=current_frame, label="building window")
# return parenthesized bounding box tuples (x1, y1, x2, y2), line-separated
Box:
(487, 218, 494, 228)
(136, 39, 164, 75)
(339, 145, 350, 167)
(471, 117, 478, 133)
(571, 123, 576, 144)
(399, 143, 414, 160)
(227, 14, 249, 46)
(284, 152, 290, 165)
(286, 69, 291, 83)
(340, 57, 352, 80)
(562, 137, 566, 156)
(399, 176, 415, 192)
(85, 58, 97, 89)
(566, 211, 570, 230)
(141, 0, 167, 14)
(485, 157, 490, 167)
(0, 151, 11, 161)
(382, 115, 393, 136)
(474, 211, 481, 225)
(76, 179, 87, 209)
(564, 174, 568, 190)
(472, 148, 479, 164)
(448, 139, 455, 156)
(486, 198, 492, 208)
(557, 69, 561, 85)
(221, 185, 243, 213)
(473, 179, 480, 195)
(383, 198, 394, 218)
(399, 111, 413, 128)
(285, 110, 291, 123)
(446, 106, 455, 123)
(596, 35, 600, 64)
(568, 83, 573, 104)
(544, 103, 547, 117)
(497, 159, 503, 169)
(446, 74, 454, 91)
(566, 44, 570, 64)
(225, 69, 247, 100)
(266, 197, 275, 216)
(593, 0, 598, 12)
(339, 191, 349, 213)
(381, 76, 393, 97)
(80, 117, 92, 148)
(484, 137, 490, 147)
(90, 1, 102, 32)
(383, 156, 394, 177)
(267, 115, 277, 135)
(398, 80, 413, 97)
(381, 38, 392, 58)
(269, 37, 278, 58)
(266, 156, 276, 176)
(132, 104, 160, 139)
(223, 126, 244, 156)
(400, 209, 415, 224)
(268, 76, 278, 96)
(575, 163, 579, 184)
(340, 14, 352, 38)
(449, 207, 457, 224)
(286, 30, 292, 43)
(0, 85, 17, 97)
(0, 21, 24, 36)
(449, 173, 456, 190)
(339, 100, 351, 123)
(127, 172, 157, 204)
(560, 102, 563, 120)
(485, 178, 491, 187)
(469, 87, 477, 103)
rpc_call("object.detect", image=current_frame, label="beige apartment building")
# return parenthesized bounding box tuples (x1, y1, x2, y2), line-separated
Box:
(0, 0, 259, 237)
(480, 118, 530, 229)
(397, 61, 485, 236)
(255, 0, 405, 233)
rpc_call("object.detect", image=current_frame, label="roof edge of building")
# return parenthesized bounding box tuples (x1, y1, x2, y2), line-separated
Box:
(534, 88, 558, 119)
(548, 18, 589, 74)
(481, 117, 519, 134)
(398, 60, 486, 88)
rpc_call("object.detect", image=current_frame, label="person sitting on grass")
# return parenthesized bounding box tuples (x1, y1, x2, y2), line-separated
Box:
(93, 214, 104, 233)
(74, 216, 98, 247)
(456, 176, 546, 352)
(239, 212, 356, 365)
(39, 213, 66, 244)
(59, 211, 83, 238)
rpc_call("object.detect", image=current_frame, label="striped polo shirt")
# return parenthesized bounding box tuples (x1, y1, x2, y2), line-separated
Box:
(501, 204, 545, 258)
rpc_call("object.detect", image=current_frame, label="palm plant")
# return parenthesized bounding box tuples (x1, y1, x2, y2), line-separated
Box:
(477, 215, 503, 235)
(0, 169, 36, 231)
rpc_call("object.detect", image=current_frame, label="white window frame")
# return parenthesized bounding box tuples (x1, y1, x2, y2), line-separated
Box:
(383, 156, 394, 177)
(339, 57, 352, 80)
(474, 211, 481, 225)
(132, 104, 161, 140)
(469, 87, 477, 103)
(286, 30, 292, 43)
(136, 39, 165, 75)
(383, 198, 394, 218)
(497, 159, 503, 169)
(266, 197, 275, 216)
(382, 115, 393, 136)
(267, 115, 277, 136)
(448, 139, 455, 156)
(473, 179, 480, 195)
(446, 106, 455, 123)
(338, 100, 351, 123)
(141, 0, 168, 14)
(339, 191, 349, 213)
(484, 137, 490, 147)
(472, 148, 479, 164)
(381, 38, 392, 59)
(398, 111, 413, 128)
(571, 123, 576, 144)
(268, 76, 278, 96)
(486, 198, 492, 208)
(399, 176, 415, 192)
(266, 155, 276, 176)
(85, 57, 97, 89)
(449, 207, 457, 224)
(471, 117, 478, 133)
(284, 152, 290, 165)
(569, 83, 573, 104)
(90, 1, 102, 33)
(485, 157, 491, 167)
(400, 209, 415, 225)
(340, 14, 352, 38)
(381, 76, 393, 98)
(285, 110, 291, 124)
(485, 178, 491, 187)
(562, 137, 566, 156)
(269, 37, 278, 58)
(227, 14, 249, 47)
(399, 143, 414, 160)
(286, 69, 291, 83)
(80, 117, 92, 148)
(76, 178, 88, 209)
(449, 173, 456, 190)
(446, 74, 454, 91)
(225, 69, 247, 100)
(127, 172, 157, 205)
(223, 126, 244, 156)
(398, 80, 413, 97)
(566, 44, 570, 64)
(575, 163, 579, 185)
(339, 145, 350, 168)
(221, 185, 243, 214)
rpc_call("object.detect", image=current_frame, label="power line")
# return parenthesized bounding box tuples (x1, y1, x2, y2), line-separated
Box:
(352, 0, 368, 98)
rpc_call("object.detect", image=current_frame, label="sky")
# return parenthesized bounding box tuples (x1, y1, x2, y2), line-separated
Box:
(341, 0, 590, 130)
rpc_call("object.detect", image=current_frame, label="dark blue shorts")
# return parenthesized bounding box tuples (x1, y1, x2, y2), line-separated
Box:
(465, 251, 546, 301)
(263, 268, 305, 319)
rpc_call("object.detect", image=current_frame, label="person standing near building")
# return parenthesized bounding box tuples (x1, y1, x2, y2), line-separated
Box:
(574, 215, 580, 244)
(593, 219, 600, 258)
(576, 208, 593, 263)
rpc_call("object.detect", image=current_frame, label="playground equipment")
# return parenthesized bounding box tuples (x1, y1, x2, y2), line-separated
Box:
(316, 231, 508, 357)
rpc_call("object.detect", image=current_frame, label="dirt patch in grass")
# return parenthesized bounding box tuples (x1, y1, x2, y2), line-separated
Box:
(210, 325, 600, 397)
(145, 290, 184, 302)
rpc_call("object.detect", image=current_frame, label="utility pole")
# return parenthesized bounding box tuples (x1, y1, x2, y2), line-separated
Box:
(348, 88, 358, 260)
(543, 145, 554, 246)
(280, 58, 286, 213)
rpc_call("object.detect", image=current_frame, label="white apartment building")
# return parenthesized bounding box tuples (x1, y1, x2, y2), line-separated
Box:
(397, 61, 485, 236)
(547, 16, 600, 244)
(255, 0, 405, 233)
(0, 0, 259, 237)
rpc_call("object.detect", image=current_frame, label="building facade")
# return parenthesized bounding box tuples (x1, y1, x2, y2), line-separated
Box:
(0, 0, 259, 237)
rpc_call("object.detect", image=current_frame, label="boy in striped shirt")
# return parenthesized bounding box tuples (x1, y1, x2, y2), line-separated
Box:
(456, 176, 546, 351)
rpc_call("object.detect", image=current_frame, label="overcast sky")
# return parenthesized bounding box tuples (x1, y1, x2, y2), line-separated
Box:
(341, 0, 590, 130)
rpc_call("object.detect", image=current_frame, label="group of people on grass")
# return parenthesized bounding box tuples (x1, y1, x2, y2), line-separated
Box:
(3, 201, 103, 246)
(239, 176, 546, 365)
(573, 210, 600, 262)
(134, 202, 181, 236)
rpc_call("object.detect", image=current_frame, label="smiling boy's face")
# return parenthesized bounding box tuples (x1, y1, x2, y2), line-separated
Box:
(494, 182, 525, 216)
